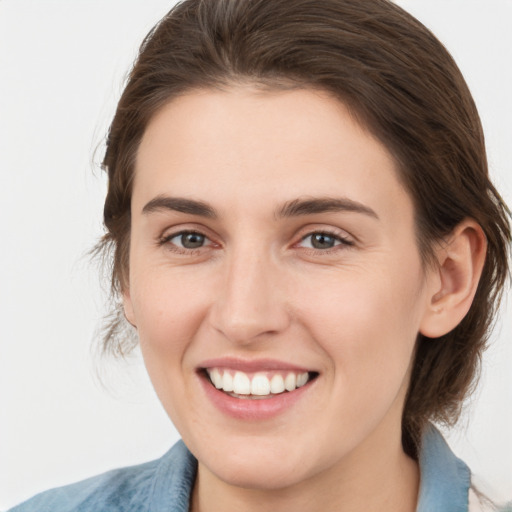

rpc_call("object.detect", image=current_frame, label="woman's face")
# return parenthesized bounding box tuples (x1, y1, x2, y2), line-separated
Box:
(124, 87, 437, 490)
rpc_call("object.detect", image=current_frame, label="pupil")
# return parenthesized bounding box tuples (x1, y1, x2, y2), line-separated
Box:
(181, 233, 204, 249)
(312, 233, 335, 249)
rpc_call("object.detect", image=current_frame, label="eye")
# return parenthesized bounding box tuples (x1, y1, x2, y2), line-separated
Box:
(298, 231, 353, 250)
(163, 231, 212, 250)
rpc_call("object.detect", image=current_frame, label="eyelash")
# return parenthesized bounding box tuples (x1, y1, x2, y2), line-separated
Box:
(158, 230, 214, 254)
(297, 231, 355, 253)
(157, 229, 354, 255)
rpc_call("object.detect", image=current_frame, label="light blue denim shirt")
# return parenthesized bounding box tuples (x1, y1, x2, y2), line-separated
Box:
(8, 425, 510, 511)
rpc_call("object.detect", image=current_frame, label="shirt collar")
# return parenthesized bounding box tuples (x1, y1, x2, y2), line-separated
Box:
(149, 424, 470, 512)
(417, 423, 471, 511)
(150, 440, 197, 512)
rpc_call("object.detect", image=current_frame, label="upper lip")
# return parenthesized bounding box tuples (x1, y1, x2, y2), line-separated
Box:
(198, 357, 313, 373)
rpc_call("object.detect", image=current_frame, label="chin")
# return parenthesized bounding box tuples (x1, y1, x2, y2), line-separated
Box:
(207, 455, 311, 491)
(189, 430, 334, 492)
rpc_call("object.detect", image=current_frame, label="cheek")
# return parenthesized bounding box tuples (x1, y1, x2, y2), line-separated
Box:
(301, 271, 424, 445)
(131, 266, 210, 349)
(295, 259, 425, 388)
(128, 272, 206, 414)
(129, 271, 206, 420)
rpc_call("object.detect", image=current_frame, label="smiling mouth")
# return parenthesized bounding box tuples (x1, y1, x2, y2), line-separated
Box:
(204, 368, 318, 399)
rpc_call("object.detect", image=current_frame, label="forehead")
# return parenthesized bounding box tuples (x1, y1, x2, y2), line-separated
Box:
(133, 87, 413, 225)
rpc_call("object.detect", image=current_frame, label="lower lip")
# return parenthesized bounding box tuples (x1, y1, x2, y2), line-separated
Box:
(199, 373, 315, 420)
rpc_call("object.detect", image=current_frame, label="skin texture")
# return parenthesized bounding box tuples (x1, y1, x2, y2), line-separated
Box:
(123, 87, 486, 512)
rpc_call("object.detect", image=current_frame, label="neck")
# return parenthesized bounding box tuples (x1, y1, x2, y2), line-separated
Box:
(190, 421, 419, 512)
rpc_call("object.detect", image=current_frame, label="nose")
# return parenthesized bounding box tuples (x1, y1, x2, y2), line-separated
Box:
(208, 248, 291, 345)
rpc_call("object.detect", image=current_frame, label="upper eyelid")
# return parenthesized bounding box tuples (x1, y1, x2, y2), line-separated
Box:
(296, 232, 354, 250)
(164, 228, 208, 238)
(157, 224, 356, 247)
(167, 231, 210, 241)
(159, 223, 216, 239)
(160, 229, 214, 246)
(301, 229, 351, 240)
(157, 230, 217, 255)
(295, 224, 355, 242)
(300, 232, 351, 243)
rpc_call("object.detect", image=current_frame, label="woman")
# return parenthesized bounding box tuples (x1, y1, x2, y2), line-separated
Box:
(8, 0, 511, 510)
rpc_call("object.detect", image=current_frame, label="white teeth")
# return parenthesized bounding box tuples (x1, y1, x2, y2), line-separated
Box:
(233, 371, 251, 395)
(222, 372, 234, 392)
(296, 372, 308, 387)
(207, 368, 312, 397)
(210, 368, 223, 389)
(270, 374, 285, 394)
(251, 373, 271, 395)
(284, 373, 296, 391)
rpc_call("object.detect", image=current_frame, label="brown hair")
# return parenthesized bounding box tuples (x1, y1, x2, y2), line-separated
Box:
(98, 0, 511, 456)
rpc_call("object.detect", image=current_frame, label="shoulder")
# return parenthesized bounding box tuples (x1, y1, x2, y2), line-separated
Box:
(417, 425, 511, 512)
(417, 424, 471, 511)
(8, 458, 161, 512)
(8, 441, 197, 512)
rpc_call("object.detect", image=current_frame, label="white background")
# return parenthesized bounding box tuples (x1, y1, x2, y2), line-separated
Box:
(0, 1, 511, 509)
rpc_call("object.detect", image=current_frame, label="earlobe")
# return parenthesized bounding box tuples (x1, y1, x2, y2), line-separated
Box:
(420, 219, 487, 338)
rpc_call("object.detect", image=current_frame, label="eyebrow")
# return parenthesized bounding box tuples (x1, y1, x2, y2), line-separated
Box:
(142, 195, 217, 218)
(277, 197, 379, 220)
(141, 195, 379, 220)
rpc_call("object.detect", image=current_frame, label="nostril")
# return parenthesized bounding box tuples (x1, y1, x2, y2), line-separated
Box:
(208, 270, 290, 343)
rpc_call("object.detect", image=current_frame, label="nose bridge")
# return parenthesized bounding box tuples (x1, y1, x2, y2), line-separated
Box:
(210, 241, 289, 344)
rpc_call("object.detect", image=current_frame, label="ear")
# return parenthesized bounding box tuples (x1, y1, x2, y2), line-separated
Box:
(420, 219, 487, 338)
(122, 288, 137, 328)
